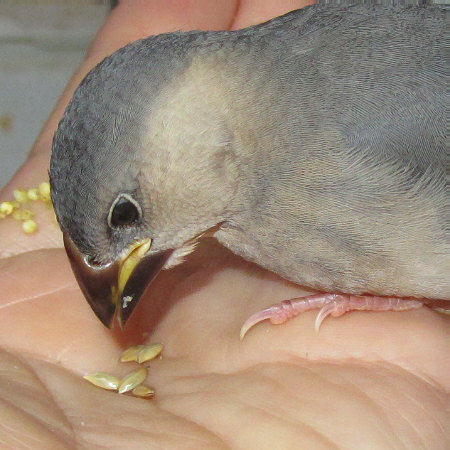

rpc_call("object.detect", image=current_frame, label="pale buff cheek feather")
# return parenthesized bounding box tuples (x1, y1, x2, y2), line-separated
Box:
(142, 54, 233, 180)
(164, 238, 200, 270)
(137, 55, 239, 249)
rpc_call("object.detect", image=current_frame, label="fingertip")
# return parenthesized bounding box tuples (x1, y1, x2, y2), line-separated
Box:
(89, 0, 239, 59)
(230, 0, 315, 30)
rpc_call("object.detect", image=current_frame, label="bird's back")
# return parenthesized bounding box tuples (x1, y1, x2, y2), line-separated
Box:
(217, 3, 449, 299)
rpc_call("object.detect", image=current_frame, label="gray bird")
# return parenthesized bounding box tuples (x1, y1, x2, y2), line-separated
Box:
(50, 1, 449, 330)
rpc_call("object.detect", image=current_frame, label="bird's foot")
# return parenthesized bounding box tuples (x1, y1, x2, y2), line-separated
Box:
(240, 293, 424, 339)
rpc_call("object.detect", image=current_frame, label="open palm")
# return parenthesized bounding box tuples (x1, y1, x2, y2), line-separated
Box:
(0, 1, 448, 448)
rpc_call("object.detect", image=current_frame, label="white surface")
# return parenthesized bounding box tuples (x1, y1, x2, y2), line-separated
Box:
(0, 4, 109, 188)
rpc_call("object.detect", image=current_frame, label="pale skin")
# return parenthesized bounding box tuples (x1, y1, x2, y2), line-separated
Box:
(0, 1, 448, 448)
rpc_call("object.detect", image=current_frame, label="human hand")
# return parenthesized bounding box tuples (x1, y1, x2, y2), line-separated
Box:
(0, 1, 448, 448)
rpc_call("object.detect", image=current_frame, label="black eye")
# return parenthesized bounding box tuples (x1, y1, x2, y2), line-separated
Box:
(109, 195, 141, 228)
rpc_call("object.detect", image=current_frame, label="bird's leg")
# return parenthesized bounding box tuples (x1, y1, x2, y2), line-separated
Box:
(240, 294, 424, 339)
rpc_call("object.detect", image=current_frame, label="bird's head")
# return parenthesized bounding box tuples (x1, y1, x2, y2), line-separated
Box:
(50, 33, 239, 327)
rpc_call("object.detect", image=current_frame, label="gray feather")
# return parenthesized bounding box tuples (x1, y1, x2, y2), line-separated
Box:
(50, 1, 449, 299)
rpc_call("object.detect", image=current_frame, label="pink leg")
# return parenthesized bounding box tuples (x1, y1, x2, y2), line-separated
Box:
(240, 293, 424, 339)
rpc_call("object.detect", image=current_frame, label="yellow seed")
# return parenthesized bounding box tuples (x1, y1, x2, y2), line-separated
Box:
(22, 219, 37, 234)
(118, 367, 148, 394)
(0, 201, 14, 215)
(38, 181, 51, 201)
(136, 343, 164, 364)
(13, 209, 34, 221)
(118, 239, 152, 294)
(13, 189, 28, 203)
(27, 188, 39, 201)
(119, 345, 146, 363)
(83, 372, 121, 391)
(132, 385, 155, 398)
(22, 209, 34, 219)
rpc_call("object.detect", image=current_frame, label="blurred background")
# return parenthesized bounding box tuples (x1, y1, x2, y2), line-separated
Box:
(0, 0, 114, 189)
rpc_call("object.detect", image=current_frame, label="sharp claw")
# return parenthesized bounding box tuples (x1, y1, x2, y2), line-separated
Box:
(432, 307, 450, 315)
(239, 307, 277, 340)
(314, 302, 335, 333)
(240, 294, 426, 339)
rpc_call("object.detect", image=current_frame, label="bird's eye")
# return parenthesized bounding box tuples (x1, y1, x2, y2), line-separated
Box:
(108, 194, 141, 228)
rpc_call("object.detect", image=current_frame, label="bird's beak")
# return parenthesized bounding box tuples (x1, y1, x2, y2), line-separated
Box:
(63, 235, 171, 328)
